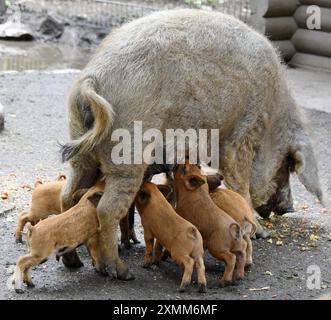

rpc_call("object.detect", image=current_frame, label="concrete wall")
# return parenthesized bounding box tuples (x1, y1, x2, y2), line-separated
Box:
(250, 0, 331, 70)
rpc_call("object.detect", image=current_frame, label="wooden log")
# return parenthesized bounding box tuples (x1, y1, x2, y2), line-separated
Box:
(290, 52, 331, 70)
(292, 28, 331, 57)
(265, 17, 298, 40)
(264, 0, 299, 18)
(249, 0, 298, 33)
(273, 40, 296, 61)
(294, 5, 331, 32)
(299, 0, 331, 9)
(249, 0, 268, 33)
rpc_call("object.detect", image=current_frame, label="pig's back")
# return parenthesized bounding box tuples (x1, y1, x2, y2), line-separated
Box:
(81, 9, 281, 133)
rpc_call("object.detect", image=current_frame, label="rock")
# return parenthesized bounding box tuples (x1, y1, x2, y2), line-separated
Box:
(0, 12, 34, 40)
(0, 102, 4, 132)
(38, 15, 64, 39)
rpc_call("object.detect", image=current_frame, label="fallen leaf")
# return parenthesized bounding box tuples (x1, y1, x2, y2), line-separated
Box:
(267, 239, 273, 244)
(302, 204, 309, 210)
(309, 234, 318, 241)
(276, 240, 283, 246)
(1, 192, 8, 200)
(265, 271, 273, 276)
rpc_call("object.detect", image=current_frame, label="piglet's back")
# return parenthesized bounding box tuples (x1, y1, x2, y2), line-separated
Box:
(29, 199, 99, 247)
(137, 183, 200, 249)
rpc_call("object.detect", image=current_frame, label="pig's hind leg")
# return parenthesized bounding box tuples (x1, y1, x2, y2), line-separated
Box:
(60, 154, 100, 268)
(95, 166, 144, 280)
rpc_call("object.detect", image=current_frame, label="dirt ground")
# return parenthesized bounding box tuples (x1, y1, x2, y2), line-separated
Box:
(0, 69, 330, 300)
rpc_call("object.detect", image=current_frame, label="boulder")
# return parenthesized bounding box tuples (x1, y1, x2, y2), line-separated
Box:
(0, 13, 34, 40)
(38, 14, 64, 39)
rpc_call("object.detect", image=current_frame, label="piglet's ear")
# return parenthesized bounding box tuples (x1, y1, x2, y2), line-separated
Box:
(157, 184, 173, 200)
(73, 188, 89, 204)
(206, 173, 223, 192)
(136, 188, 151, 205)
(184, 175, 206, 191)
(87, 192, 104, 207)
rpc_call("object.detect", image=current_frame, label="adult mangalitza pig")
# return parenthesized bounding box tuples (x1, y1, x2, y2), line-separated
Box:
(60, 9, 326, 275)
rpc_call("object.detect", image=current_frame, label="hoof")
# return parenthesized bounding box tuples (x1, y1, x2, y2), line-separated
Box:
(15, 237, 23, 244)
(198, 283, 207, 293)
(61, 253, 84, 269)
(275, 206, 294, 216)
(15, 288, 24, 294)
(142, 262, 152, 269)
(26, 282, 35, 288)
(117, 270, 135, 281)
(233, 276, 244, 284)
(219, 280, 233, 288)
(245, 263, 252, 271)
(96, 267, 109, 277)
(124, 242, 131, 250)
(179, 283, 189, 293)
(255, 229, 270, 239)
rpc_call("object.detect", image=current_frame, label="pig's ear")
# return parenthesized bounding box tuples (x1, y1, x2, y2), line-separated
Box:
(291, 140, 326, 206)
(206, 174, 223, 192)
(185, 175, 206, 191)
(87, 192, 104, 207)
(157, 184, 173, 200)
(136, 188, 151, 205)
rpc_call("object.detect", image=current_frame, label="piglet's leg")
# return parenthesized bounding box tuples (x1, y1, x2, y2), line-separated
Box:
(153, 240, 163, 265)
(172, 253, 194, 293)
(13, 254, 42, 293)
(61, 155, 100, 268)
(209, 248, 236, 287)
(233, 244, 247, 282)
(86, 234, 108, 277)
(120, 213, 131, 249)
(244, 234, 253, 269)
(143, 229, 154, 268)
(195, 256, 207, 293)
(128, 204, 140, 244)
(15, 211, 30, 243)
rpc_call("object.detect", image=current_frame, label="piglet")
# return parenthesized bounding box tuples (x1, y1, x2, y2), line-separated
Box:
(135, 181, 206, 293)
(174, 162, 247, 287)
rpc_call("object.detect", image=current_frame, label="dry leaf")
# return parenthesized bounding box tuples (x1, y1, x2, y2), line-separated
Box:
(309, 234, 318, 241)
(249, 286, 270, 292)
(1, 192, 8, 200)
(276, 240, 283, 246)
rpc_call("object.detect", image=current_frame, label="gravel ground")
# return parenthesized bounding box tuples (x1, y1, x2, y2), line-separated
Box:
(0, 69, 330, 300)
